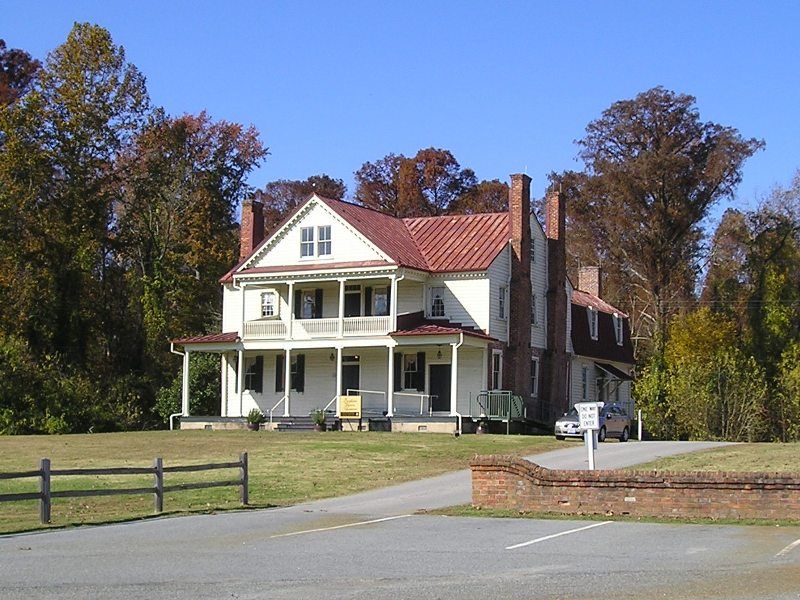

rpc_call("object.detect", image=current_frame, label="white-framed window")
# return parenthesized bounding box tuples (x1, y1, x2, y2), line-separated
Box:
(430, 286, 445, 318)
(300, 227, 314, 257)
(498, 286, 508, 320)
(372, 286, 389, 316)
(301, 290, 316, 319)
(588, 307, 598, 340)
(531, 356, 539, 398)
(530, 238, 535, 263)
(613, 313, 623, 345)
(581, 366, 589, 401)
(403, 353, 418, 390)
(491, 350, 503, 390)
(317, 225, 331, 256)
(531, 292, 538, 325)
(260, 291, 277, 318)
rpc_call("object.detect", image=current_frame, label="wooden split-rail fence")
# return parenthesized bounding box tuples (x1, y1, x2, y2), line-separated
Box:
(0, 452, 248, 524)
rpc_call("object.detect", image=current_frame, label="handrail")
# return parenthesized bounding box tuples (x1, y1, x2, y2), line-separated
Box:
(323, 395, 338, 414)
(269, 395, 287, 424)
(393, 392, 431, 416)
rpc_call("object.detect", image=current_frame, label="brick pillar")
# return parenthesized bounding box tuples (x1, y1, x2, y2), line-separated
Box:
(578, 266, 602, 297)
(504, 174, 532, 400)
(544, 189, 568, 423)
(239, 198, 265, 261)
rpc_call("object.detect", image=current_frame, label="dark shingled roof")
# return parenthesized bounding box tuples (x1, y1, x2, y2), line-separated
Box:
(172, 332, 239, 345)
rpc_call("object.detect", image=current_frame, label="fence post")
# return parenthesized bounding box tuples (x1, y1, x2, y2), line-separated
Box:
(153, 457, 164, 513)
(39, 458, 51, 524)
(239, 452, 249, 505)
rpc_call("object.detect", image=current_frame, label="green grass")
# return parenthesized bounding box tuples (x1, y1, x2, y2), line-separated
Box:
(0, 430, 562, 534)
(629, 442, 800, 473)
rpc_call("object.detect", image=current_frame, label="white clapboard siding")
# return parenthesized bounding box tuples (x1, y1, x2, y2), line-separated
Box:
(456, 348, 484, 415)
(250, 200, 387, 268)
(424, 277, 489, 331)
(487, 247, 510, 341)
(397, 280, 424, 314)
(570, 357, 596, 406)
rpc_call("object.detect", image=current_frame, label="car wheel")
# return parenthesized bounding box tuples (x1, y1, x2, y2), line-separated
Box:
(619, 427, 629, 442)
(555, 435, 565, 441)
(598, 426, 606, 443)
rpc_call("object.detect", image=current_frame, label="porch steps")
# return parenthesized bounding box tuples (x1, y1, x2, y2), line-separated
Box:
(274, 416, 338, 432)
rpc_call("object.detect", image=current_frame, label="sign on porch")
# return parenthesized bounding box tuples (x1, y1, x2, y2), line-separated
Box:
(339, 395, 362, 419)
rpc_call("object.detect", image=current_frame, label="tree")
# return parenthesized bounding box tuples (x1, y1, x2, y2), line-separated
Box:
(557, 87, 763, 358)
(259, 174, 345, 233)
(450, 178, 509, 214)
(0, 39, 40, 106)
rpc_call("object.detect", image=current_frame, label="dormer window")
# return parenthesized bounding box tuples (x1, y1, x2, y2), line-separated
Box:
(261, 291, 277, 318)
(300, 227, 314, 257)
(613, 313, 623, 346)
(317, 225, 331, 256)
(430, 286, 445, 318)
(588, 307, 598, 340)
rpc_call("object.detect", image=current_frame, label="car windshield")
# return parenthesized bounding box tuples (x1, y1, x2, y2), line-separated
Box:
(567, 407, 578, 417)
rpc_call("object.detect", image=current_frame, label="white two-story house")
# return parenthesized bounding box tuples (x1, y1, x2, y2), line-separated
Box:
(173, 173, 635, 431)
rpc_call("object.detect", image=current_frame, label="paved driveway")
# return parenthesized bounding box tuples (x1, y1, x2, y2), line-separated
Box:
(5, 440, 798, 600)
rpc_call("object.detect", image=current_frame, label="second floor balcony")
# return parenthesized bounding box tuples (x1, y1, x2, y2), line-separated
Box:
(242, 314, 393, 340)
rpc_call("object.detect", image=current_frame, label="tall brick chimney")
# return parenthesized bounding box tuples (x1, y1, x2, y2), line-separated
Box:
(578, 266, 602, 298)
(239, 198, 265, 261)
(544, 189, 568, 422)
(504, 173, 532, 399)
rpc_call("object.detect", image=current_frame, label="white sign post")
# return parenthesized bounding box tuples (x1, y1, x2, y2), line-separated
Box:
(575, 402, 602, 470)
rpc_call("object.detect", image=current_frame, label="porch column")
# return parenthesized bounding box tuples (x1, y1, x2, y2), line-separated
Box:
(387, 346, 394, 417)
(284, 348, 291, 417)
(338, 278, 345, 338)
(220, 355, 228, 417)
(335, 347, 343, 414)
(390, 274, 398, 331)
(481, 347, 488, 391)
(181, 350, 190, 416)
(450, 343, 459, 415)
(237, 349, 244, 417)
(287, 281, 294, 339)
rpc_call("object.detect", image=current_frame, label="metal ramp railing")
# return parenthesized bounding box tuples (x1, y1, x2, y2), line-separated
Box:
(471, 391, 525, 434)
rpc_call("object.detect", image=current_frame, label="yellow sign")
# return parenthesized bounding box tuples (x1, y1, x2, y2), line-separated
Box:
(339, 395, 362, 419)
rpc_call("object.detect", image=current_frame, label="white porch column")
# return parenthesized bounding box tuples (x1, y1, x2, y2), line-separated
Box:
(481, 347, 488, 392)
(338, 278, 346, 337)
(181, 350, 190, 416)
(335, 347, 343, 414)
(237, 349, 244, 417)
(239, 282, 246, 337)
(284, 348, 291, 417)
(450, 343, 459, 415)
(220, 354, 228, 417)
(287, 281, 294, 339)
(390, 274, 398, 331)
(387, 346, 394, 417)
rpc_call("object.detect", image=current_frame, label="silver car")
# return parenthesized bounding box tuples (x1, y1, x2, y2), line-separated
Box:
(554, 403, 631, 442)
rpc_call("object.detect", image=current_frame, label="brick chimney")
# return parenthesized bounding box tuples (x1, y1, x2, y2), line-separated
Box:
(504, 173, 532, 399)
(544, 189, 569, 422)
(578, 266, 602, 298)
(239, 198, 265, 261)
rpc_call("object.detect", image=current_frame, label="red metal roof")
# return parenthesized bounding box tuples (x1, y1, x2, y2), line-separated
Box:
(172, 332, 240, 345)
(392, 323, 496, 341)
(237, 260, 393, 276)
(572, 289, 628, 317)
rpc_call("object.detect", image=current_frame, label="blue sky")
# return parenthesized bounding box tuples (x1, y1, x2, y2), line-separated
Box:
(5, 1, 799, 226)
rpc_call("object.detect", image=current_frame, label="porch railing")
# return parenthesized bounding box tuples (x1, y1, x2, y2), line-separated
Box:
(393, 392, 432, 416)
(343, 315, 391, 336)
(242, 315, 392, 340)
(242, 320, 287, 338)
(295, 318, 339, 338)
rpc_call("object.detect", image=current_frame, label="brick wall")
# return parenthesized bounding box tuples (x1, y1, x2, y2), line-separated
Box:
(471, 455, 800, 520)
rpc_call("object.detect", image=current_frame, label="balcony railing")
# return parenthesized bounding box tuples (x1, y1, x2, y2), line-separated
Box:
(242, 315, 392, 340)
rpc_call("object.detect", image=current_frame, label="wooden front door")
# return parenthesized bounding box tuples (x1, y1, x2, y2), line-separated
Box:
(429, 364, 451, 413)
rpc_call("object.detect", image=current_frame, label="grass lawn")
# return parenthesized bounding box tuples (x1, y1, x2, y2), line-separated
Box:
(0, 430, 562, 534)
(630, 442, 800, 473)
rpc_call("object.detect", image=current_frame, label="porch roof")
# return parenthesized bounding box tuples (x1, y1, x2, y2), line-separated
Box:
(172, 332, 240, 345)
(595, 362, 634, 381)
(392, 312, 497, 341)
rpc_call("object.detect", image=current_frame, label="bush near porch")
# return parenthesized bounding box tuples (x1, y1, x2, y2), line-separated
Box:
(0, 430, 562, 534)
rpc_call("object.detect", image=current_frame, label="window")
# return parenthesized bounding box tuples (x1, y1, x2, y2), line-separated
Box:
(613, 313, 623, 345)
(302, 290, 316, 319)
(275, 354, 304, 392)
(317, 225, 331, 256)
(372, 286, 389, 316)
(581, 366, 588, 401)
(498, 286, 508, 319)
(403, 353, 418, 390)
(300, 227, 314, 257)
(597, 373, 606, 402)
(588, 307, 598, 340)
(491, 351, 503, 390)
(531, 356, 539, 398)
(430, 286, 445, 317)
(615, 381, 622, 403)
(244, 356, 263, 393)
(531, 292, 538, 325)
(344, 284, 361, 318)
(260, 291, 276, 318)
(530, 238, 535, 263)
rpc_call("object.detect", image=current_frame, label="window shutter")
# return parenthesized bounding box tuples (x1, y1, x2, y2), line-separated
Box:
(314, 288, 323, 318)
(294, 290, 302, 319)
(416, 351, 426, 391)
(275, 354, 284, 392)
(253, 356, 263, 393)
(295, 354, 305, 392)
(386, 285, 392, 315)
(393, 353, 402, 392)
(364, 287, 373, 316)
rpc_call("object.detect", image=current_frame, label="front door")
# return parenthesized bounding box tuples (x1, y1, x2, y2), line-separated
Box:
(429, 364, 451, 412)
(341, 363, 360, 396)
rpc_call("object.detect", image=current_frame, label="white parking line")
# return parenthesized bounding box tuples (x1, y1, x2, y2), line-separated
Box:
(269, 514, 412, 539)
(506, 521, 613, 550)
(776, 538, 800, 557)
